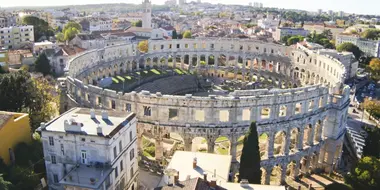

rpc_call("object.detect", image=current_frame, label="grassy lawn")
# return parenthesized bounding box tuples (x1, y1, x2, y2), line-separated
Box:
(217, 147, 228, 155)
(151, 69, 161, 75)
(215, 136, 228, 143)
(174, 68, 184, 75)
(116, 76, 125, 82)
(125, 75, 132, 80)
(112, 77, 119, 84)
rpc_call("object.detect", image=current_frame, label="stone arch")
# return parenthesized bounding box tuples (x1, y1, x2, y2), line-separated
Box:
(269, 164, 282, 185)
(236, 135, 245, 162)
(314, 120, 323, 142)
(191, 54, 198, 67)
(214, 136, 230, 155)
(259, 132, 269, 159)
(286, 160, 298, 179)
(274, 131, 286, 156)
(184, 54, 190, 65)
(218, 54, 226, 66)
(303, 124, 313, 148)
(191, 136, 208, 153)
(300, 156, 310, 174)
(289, 128, 299, 153)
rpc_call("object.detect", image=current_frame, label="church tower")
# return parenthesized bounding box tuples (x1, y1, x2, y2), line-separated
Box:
(142, 0, 152, 29)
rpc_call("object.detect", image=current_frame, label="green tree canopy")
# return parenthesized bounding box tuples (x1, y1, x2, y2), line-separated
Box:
(56, 21, 82, 42)
(0, 71, 33, 112)
(361, 29, 380, 40)
(132, 20, 142, 27)
(369, 58, 380, 80)
(239, 121, 262, 184)
(34, 53, 51, 76)
(287, 35, 304, 45)
(138, 40, 149, 53)
(345, 156, 380, 190)
(336, 42, 362, 60)
(362, 126, 380, 158)
(22, 16, 54, 41)
(0, 174, 12, 190)
(182, 30, 192, 39)
(0, 71, 59, 130)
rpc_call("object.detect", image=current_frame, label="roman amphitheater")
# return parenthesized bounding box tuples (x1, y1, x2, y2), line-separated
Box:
(64, 38, 350, 185)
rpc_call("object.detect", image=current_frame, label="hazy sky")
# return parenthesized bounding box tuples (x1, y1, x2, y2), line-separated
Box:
(1, 0, 379, 15)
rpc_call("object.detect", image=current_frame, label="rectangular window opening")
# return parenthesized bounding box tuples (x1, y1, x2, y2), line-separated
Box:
(169, 108, 179, 120)
(219, 110, 229, 122)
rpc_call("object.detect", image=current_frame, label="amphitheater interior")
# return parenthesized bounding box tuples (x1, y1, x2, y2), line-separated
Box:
(64, 38, 350, 185)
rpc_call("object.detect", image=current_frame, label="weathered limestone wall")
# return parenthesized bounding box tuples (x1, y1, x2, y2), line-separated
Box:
(65, 39, 350, 184)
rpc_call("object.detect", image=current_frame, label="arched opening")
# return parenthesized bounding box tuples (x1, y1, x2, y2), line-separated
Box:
(191, 55, 198, 67)
(289, 128, 299, 153)
(286, 160, 297, 179)
(300, 156, 310, 174)
(218, 54, 226, 66)
(200, 55, 206, 66)
(259, 133, 269, 159)
(236, 135, 245, 162)
(208, 55, 215, 65)
(214, 136, 230, 155)
(269, 164, 282, 185)
(165, 132, 185, 157)
(314, 120, 322, 142)
(303, 124, 313, 148)
(274, 131, 286, 156)
(141, 131, 156, 159)
(192, 137, 208, 152)
(184, 55, 190, 65)
(153, 57, 159, 68)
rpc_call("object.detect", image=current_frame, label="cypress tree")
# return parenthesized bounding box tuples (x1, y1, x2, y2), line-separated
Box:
(34, 53, 51, 76)
(239, 121, 262, 184)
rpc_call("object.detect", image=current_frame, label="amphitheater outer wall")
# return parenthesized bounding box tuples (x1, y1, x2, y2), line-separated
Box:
(65, 39, 350, 185)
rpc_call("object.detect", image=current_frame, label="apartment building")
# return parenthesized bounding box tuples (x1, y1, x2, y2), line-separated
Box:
(0, 25, 34, 49)
(272, 27, 309, 41)
(89, 18, 113, 32)
(37, 108, 138, 190)
(336, 34, 380, 57)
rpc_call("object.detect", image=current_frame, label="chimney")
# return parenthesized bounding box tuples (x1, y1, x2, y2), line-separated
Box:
(101, 110, 108, 120)
(203, 172, 207, 181)
(97, 125, 103, 136)
(193, 157, 197, 169)
(90, 109, 96, 119)
(209, 178, 217, 188)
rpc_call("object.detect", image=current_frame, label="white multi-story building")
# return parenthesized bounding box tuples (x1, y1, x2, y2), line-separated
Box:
(336, 34, 380, 58)
(37, 108, 138, 190)
(257, 18, 279, 30)
(89, 18, 113, 32)
(272, 27, 309, 41)
(0, 25, 34, 49)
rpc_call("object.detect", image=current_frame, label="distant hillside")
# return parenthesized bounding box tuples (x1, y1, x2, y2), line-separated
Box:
(1, 3, 170, 13)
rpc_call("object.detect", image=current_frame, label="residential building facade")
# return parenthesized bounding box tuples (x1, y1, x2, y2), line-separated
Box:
(0, 111, 31, 165)
(272, 27, 309, 41)
(336, 34, 380, 58)
(89, 18, 113, 32)
(0, 25, 34, 49)
(38, 108, 138, 190)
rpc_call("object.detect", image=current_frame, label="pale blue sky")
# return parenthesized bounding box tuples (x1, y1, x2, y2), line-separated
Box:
(0, 0, 379, 15)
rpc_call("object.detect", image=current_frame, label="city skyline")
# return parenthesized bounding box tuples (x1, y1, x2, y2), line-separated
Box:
(0, 0, 379, 16)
